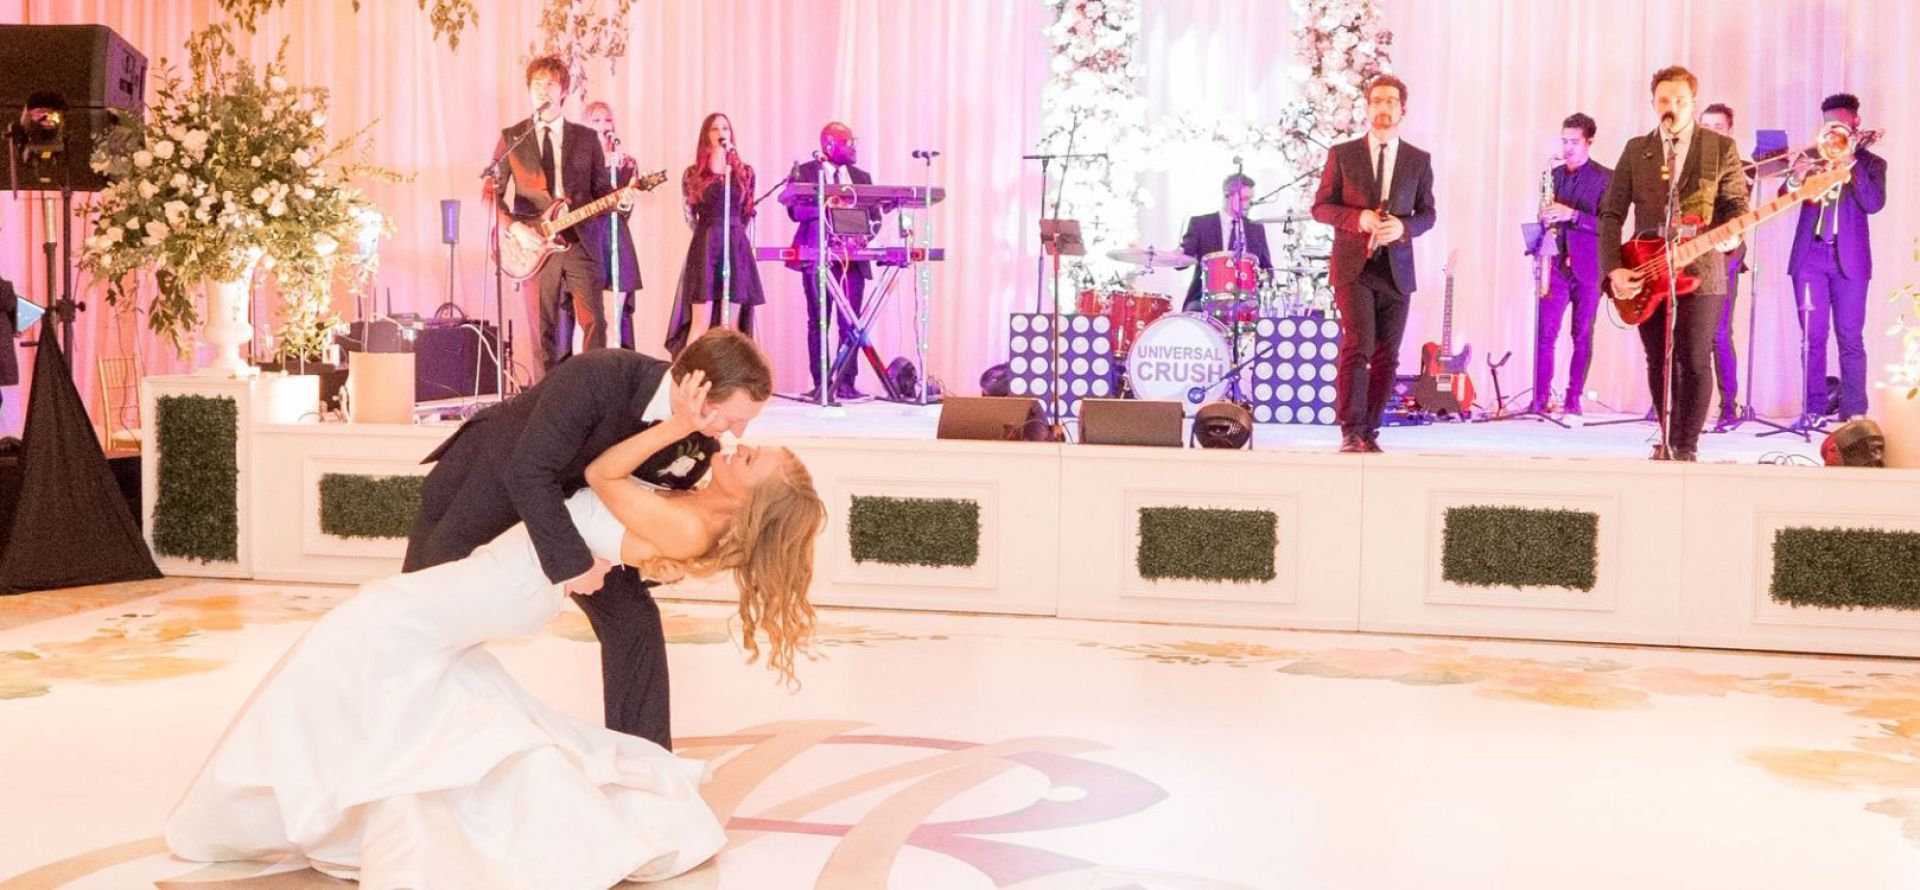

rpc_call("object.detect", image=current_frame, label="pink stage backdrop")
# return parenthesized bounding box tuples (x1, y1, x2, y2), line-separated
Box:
(2, 1, 1915, 436)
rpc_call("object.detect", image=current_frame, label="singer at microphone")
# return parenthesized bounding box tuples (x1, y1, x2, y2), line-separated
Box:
(785, 120, 881, 403)
(491, 54, 614, 371)
(1597, 64, 1750, 462)
(664, 111, 764, 356)
(585, 100, 643, 349)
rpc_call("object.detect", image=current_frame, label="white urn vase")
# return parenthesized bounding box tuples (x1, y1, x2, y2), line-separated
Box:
(198, 275, 257, 377)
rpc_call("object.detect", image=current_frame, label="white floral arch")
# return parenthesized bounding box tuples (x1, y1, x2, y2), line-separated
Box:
(1036, 0, 1393, 299)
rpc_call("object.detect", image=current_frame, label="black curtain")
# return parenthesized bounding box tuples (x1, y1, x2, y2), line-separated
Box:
(0, 330, 160, 593)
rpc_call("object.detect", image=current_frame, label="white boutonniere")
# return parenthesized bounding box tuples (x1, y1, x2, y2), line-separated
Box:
(663, 454, 698, 478)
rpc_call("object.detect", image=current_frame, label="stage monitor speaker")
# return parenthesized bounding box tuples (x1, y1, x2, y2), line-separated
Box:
(0, 24, 147, 192)
(936, 396, 1044, 442)
(1080, 398, 1183, 447)
(414, 321, 500, 402)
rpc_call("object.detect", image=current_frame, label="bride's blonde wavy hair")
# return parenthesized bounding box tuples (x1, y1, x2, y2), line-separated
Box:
(680, 451, 826, 685)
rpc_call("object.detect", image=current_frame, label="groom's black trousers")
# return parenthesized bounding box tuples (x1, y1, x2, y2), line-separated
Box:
(570, 570, 673, 750)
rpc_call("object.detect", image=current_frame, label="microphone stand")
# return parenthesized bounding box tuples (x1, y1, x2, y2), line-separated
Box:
(1021, 135, 1104, 437)
(720, 144, 734, 332)
(1656, 132, 1682, 458)
(811, 152, 837, 413)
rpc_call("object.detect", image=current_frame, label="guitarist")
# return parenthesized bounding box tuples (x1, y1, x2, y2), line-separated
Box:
(1599, 65, 1748, 462)
(1311, 73, 1438, 454)
(492, 56, 618, 375)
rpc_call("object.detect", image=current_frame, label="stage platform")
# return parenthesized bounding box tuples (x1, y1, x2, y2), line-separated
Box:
(135, 373, 1919, 662)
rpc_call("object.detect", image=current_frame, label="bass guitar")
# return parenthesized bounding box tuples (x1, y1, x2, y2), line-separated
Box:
(1605, 164, 1851, 324)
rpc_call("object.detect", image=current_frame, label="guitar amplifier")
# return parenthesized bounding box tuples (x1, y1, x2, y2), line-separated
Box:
(414, 321, 500, 402)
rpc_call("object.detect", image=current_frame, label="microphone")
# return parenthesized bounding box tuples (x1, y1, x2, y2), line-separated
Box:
(911, 149, 942, 159)
(609, 133, 621, 150)
(811, 149, 827, 163)
(533, 99, 552, 118)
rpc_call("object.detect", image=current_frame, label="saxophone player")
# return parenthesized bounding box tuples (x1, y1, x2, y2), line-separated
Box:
(1530, 113, 1612, 416)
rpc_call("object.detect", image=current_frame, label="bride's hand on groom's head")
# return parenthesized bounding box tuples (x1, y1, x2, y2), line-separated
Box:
(671, 370, 732, 437)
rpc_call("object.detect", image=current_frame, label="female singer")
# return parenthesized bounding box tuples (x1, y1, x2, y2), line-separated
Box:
(666, 112, 766, 356)
(585, 100, 643, 350)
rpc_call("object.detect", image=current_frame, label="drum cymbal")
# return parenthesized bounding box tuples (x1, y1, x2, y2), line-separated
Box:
(1107, 246, 1196, 268)
(1249, 212, 1313, 225)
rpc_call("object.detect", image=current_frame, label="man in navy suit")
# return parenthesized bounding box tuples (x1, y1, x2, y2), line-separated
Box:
(1533, 112, 1613, 416)
(1177, 174, 1273, 312)
(493, 56, 619, 374)
(1311, 74, 1438, 453)
(1785, 93, 1887, 424)
(788, 122, 881, 403)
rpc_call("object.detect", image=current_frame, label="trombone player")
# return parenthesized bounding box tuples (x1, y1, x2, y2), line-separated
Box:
(1784, 93, 1887, 426)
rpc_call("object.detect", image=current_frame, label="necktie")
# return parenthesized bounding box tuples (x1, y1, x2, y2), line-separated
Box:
(540, 125, 557, 196)
(1374, 141, 1388, 209)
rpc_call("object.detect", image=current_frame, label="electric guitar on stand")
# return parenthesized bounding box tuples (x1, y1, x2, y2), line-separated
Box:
(1413, 249, 1476, 417)
(495, 169, 669, 281)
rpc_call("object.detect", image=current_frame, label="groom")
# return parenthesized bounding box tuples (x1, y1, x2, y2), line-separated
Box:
(405, 327, 774, 749)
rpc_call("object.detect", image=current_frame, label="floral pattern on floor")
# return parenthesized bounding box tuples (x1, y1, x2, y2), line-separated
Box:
(1090, 636, 1920, 847)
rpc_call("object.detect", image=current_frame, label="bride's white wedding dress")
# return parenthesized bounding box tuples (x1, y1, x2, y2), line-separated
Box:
(166, 491, 727, 888)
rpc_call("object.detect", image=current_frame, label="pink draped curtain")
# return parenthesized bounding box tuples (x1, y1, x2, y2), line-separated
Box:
(2, 0, 1915, 434)
(0, 0, 1048, 432)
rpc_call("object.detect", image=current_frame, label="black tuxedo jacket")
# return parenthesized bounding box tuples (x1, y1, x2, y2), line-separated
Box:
(1176, 212, 1273, 308)
(1312, 136, 1438, 294)
(1598, 127, 1749, 296)
(787, 160, 878, 279)
(491, 117, 614, 257)
(405, 349, 718, 584)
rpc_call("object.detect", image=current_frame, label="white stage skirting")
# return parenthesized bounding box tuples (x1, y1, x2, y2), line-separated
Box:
(139, 375, 1920, 659)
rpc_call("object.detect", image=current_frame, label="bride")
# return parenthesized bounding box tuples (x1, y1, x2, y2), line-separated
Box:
(166, 371, 827, 888)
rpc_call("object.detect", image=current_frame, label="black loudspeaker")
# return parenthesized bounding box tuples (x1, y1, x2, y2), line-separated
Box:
(0, 25, 147, 192)
(936, 396, 1045, 441)
(1080, 398, 1183, 447)
(336, 318, 414, 354)
(415, 322, 500, 402)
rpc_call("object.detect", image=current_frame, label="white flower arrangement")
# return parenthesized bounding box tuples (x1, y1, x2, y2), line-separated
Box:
(1036, 0, 1392, 296)
(80, 25, 400, 360)
(1881, 238, 1920, 400)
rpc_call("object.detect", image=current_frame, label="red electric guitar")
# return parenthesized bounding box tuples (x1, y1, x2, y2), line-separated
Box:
(1606, 164, 1852, 324)
(1413, 250, 1476, 417)
(495, 168, 669, 282)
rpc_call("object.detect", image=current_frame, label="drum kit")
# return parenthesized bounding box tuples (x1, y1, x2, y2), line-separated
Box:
(1072, 214, 1335, 411)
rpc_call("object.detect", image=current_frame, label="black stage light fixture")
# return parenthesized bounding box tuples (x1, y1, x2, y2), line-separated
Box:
(1193, 400, 1254, 449)
(1822, 418, 1886, 467)
(979, 362, 1012, 397)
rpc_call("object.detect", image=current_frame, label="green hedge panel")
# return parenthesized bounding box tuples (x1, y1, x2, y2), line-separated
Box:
(1441, 506, 1598, 592)
(319, 473, 427, 540)
(1137, 506, 1276, 583)
(1771, 527, 1920, 611)
(152, 395, 240, 563)
(848, 496, 981, 568)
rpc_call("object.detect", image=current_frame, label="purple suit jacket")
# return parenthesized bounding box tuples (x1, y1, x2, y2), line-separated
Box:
(1785, 147, 1886, 281)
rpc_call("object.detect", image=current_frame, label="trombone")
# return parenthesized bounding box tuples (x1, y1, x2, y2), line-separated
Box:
(1744, 121, 1882, 177)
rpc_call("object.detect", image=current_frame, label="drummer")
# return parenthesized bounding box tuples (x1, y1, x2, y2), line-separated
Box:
(1176, 172, 1273, 312)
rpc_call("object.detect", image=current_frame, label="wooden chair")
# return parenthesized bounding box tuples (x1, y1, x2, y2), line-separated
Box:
(96, 353, 143, 452)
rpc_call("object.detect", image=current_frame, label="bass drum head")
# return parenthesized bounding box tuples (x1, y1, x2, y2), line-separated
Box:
(1126, 312, 1234, 414)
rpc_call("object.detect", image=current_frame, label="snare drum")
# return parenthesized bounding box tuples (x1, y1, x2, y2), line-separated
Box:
(1201, 250, 1259, 296)
(1106, 291, 1172, 354)
(1126, 313, 1234, 412)
(1075, 289, 1107, 318)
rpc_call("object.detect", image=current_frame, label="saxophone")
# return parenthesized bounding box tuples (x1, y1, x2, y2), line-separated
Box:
(1534, 159, 1561, 298)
